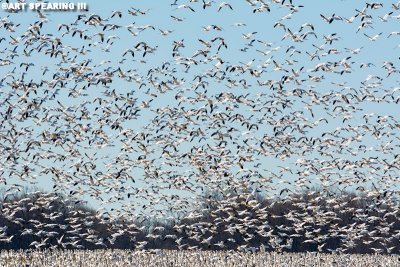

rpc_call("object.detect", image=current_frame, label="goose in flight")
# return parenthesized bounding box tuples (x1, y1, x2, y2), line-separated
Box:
(175, 4, 195, 12)
(218, 2, 233, 12)
(320, 13, 342, 24)
(364, 32, 383, 41)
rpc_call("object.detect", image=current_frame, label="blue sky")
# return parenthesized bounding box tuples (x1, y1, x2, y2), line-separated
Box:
(1, 0, 400, 218)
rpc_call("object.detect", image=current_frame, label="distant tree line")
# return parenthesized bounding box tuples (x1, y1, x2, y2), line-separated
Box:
(0, 187, 399, 254)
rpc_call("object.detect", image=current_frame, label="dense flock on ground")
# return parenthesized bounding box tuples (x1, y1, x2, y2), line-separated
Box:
(0, 0, 399, 254)
(1, 250, 400, 267)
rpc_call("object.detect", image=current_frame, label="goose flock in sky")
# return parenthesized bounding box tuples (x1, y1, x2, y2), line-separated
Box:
(0, 0, 400, 255)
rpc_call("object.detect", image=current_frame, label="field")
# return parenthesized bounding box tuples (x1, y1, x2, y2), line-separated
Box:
(1, 0, 400, 265)
(0, 250, 399, 267)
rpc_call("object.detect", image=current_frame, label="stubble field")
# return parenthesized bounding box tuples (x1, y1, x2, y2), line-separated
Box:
(0, 250, 399, 267)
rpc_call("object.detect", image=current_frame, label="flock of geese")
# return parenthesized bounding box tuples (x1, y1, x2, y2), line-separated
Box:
(0, 0, 400, 253)
(1, 250, 399, 267)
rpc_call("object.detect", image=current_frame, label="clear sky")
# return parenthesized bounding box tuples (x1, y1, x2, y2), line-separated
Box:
(1, 0, 399, 219)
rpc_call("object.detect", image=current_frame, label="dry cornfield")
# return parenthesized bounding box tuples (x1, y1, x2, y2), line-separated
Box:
(2, 0, 400, 259)
(0, 250, 399, 267)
